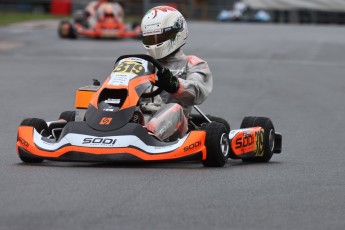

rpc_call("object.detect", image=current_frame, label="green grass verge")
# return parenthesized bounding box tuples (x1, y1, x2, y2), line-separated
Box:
(0, 12, 67, 26)
(0, 12, 141, 26)
(125, 17, 141, 24)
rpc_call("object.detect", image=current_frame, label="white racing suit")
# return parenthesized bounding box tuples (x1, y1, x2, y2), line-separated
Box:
(142, 49, 213, 140)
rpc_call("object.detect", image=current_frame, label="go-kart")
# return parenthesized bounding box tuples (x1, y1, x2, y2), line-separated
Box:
(16, 54, 282, 167)
(58, 6, 140, 39)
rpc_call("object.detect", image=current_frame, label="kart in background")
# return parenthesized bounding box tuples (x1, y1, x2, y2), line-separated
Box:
(58, 3, 141, 39)
(16, 54, 282, 167)
(217, 10, 271, 23)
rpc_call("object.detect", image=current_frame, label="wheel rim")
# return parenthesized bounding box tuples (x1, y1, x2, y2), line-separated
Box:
(220, 133, 230, 156)
(269, 129, 275, 152)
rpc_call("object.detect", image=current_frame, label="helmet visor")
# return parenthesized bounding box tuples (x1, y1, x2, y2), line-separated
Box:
(142, 29, 178, 46)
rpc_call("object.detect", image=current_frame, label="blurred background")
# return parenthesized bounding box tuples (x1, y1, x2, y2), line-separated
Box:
(1, 1, 345, 230)
(1, 0, 345, 24)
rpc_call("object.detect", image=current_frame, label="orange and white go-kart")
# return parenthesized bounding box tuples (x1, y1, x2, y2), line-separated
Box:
(16, 54, 282, 167)
(58, 6, 140, 39)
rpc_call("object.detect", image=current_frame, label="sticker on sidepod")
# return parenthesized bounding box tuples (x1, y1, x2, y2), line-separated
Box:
(254, 129, 264, 157)
(230, 127, 264, 156)
(230, 129, 256, 155)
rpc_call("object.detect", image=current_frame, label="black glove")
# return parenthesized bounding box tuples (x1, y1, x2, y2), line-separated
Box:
(156, 68, 179, 93)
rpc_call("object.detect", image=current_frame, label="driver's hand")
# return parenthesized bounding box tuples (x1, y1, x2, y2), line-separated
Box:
(156, 68, 179, 93)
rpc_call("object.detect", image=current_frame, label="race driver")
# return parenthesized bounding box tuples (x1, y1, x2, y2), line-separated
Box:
(140, 6, 213, 140)
(85, 0, 124, 27)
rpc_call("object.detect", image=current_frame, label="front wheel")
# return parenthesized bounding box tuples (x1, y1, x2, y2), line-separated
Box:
(240, 116, 275, 162)
(59, 111, 76, 122)
(58, 20, 77, 39)
(202, 122, 230, 167)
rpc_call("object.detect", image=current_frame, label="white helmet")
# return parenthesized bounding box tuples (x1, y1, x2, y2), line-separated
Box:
(141, 6, 188, 59)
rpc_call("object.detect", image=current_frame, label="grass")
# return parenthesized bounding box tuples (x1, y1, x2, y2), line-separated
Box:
(0, 12, 67, 25)
(0, 12, 141, 26)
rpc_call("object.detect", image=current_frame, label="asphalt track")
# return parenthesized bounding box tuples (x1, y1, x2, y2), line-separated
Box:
(1, 21, 345, 230)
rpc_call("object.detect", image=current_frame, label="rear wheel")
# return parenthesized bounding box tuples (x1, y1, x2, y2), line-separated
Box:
(18, 118, 48, 163)
(240, 116, 275, 162)
(59, 111, 76, 122)
(201, 122, 229, 167)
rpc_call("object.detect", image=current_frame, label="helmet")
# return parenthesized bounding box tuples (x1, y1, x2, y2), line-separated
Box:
(141, 6, 188, 59)
(98, 3, 114, 20)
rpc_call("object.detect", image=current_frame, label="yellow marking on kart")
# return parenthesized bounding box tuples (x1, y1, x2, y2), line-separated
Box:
(255, 130, 264, 157)
(113, 61, 145, 75)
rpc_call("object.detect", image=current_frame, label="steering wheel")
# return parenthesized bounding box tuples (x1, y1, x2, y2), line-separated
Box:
(115, 54, 164, 98)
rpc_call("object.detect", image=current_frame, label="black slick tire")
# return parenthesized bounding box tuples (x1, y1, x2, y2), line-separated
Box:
(59, 111, 76, 122)
(58, 20, 77, 39)
(202, 122, 230, 167)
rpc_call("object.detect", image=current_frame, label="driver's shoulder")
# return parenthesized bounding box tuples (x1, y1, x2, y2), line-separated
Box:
(186, 55, 206, 66)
